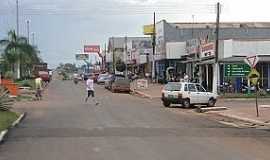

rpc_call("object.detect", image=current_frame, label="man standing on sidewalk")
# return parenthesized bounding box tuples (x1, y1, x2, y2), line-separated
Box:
(85, 75, 99, 105)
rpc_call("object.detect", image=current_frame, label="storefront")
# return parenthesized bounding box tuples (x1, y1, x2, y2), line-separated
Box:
(220, 56, 270, 91)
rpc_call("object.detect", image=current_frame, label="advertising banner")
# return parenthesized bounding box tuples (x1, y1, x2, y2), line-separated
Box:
(84, 45, 100, 53)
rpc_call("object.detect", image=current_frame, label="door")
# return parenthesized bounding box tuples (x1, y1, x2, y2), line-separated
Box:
(187, 84, 199, 104)
(196, 84, 208, 104)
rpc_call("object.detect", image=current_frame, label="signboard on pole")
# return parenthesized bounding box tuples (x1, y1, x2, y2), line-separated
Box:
(224, 64, 250, 77)
(244, 55, 259, 68)
(200, 42, 215, 59)
(84, 45, 100, 53)
(75, 53, 89, 60)
(248, 68, 260, 85)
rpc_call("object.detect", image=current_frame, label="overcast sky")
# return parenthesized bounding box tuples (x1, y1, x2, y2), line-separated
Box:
(1, 0, 270, 68)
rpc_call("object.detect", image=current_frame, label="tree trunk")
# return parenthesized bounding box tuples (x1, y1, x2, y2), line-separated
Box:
(16, 60, 21, 79)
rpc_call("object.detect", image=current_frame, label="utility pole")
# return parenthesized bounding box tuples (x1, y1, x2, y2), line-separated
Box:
(125, 36, 128, 78)
(16, 0, 21, 79)
(112, 37, 115, 74)
(26, 20, 30, 44)
(16, 0, 19, 36)
(192, 15, 195, 38)
(104, 43, 106, 72)
(31, 32, 35, 46)
(152, 12, 156, 82)
(215, 2, 220, 63)
(213, 2, 221, 94)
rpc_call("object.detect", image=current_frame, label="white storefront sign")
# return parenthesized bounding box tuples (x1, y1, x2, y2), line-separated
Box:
(136, 79, 148, 89)
(200, 42, 215, 59)
(186, 39, 199, 55)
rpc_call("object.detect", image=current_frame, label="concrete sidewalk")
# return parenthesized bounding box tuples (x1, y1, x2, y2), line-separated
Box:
(131, 82, 163, 99)
(211, 99, 270, 127)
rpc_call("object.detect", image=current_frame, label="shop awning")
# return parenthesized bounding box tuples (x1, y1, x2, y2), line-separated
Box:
(219, 55, 270, 63)
(219, 56, 245, 63)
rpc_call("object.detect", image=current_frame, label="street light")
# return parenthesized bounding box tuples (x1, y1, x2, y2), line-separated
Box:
(26, 20, 30, 44)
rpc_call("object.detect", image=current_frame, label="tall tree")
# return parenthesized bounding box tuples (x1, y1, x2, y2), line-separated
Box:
(0, 30, 41, 79)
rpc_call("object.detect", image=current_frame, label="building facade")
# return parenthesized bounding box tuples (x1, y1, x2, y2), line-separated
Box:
(150, 20, 270, 91)
(106, 37, 152, 75)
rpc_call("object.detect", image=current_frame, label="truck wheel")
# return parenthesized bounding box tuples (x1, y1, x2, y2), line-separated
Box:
(163, 101, 171, 107)
(207, 98, 216, 107)
(182, 99, 191, 108)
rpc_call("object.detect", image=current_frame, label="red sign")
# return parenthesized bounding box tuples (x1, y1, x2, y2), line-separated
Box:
(84, 45, 100, 53)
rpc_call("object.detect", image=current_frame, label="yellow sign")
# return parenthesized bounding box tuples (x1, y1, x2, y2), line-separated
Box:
(143, 25, 154, 35)
(248, 69, 260, 85)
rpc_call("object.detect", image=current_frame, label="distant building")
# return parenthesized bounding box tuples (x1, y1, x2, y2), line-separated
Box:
(106, 37, 152, 76)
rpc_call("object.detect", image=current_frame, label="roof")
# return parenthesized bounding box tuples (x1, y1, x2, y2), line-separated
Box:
(163, 20, 270, 29)
(220, 55, 270, 63)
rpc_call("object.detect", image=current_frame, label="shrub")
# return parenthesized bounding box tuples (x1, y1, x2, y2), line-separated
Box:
(0, 87, 14, 111)
(4, 71, 14, 79)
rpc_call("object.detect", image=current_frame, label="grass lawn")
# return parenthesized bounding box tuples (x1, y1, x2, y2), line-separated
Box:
(0, 111, 19, 132)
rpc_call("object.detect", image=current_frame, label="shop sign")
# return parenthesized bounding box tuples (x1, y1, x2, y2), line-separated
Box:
(143, 25, 154, 35)
(200, 42, 215, 59)
(186, 39, 199, 55)
(84, 45, 100, 53)
(75, 53, 89, 61)
(224, 64, 251, 77)
(136, 79, 148, 89)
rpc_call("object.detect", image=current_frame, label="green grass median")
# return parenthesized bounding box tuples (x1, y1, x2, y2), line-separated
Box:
(0, 111, 19, 132)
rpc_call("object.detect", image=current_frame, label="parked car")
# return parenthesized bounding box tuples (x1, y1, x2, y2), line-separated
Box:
(161, 82, 218, 108)
(111, 77, 131, 93)
(104, 75, 115, 90)
(105, 75, 130, 92)
(97, 74, 110, 84)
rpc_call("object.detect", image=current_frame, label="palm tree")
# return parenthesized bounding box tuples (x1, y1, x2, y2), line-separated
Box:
(0, 30, 41, 79)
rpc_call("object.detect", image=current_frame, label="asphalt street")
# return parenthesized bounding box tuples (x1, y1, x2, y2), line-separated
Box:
(1, 79, 270, 160)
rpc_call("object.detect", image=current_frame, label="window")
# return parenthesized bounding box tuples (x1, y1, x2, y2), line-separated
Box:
(196, 84, 206, 92)
(165, 83, 182, 91)
(188, 84, 196, 92)
(184, 84, 188, 91)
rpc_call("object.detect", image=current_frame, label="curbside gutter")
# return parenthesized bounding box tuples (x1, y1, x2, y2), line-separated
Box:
(0, 112, 26, 144)
(209, 112, 270, 128)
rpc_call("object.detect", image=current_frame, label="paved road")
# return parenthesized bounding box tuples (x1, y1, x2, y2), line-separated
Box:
(1, 79, 270, 160)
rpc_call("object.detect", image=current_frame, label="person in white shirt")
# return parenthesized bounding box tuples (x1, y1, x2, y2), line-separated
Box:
(85, 75, 99, 105)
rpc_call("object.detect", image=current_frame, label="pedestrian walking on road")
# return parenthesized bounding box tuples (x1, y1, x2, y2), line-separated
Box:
(85, 75, 99, 105)
(35, 75, 43, 100)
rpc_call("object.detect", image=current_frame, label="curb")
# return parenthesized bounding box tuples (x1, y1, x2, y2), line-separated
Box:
(210, 112, 270, 128)
(0, 130, 8, 144)
(131, 90, 153, 99)
(196, 107, 228, 113)
(0, 112, 26, 144)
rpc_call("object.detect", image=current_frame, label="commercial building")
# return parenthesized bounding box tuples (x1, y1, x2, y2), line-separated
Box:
(106, 37, 152, 76)
(145, 20, 270, 91)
